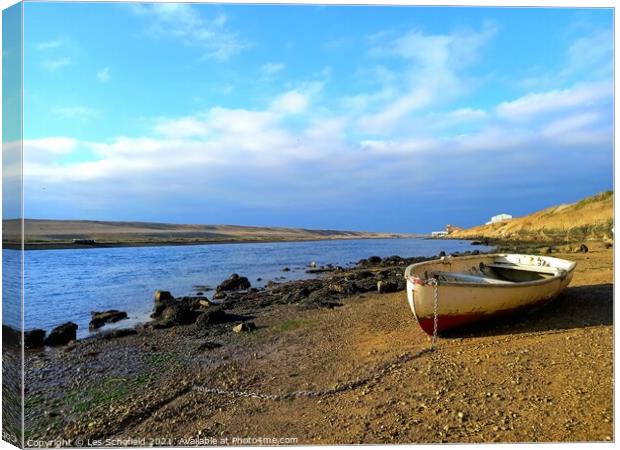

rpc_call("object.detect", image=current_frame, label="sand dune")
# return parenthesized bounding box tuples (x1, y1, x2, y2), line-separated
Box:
(3, 219, 411, 249)
(451, 191, 613, 242)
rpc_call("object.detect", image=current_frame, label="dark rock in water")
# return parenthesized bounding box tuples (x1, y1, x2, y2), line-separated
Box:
(438, 251, 446, 258)
(195, 307, 230, 326)
(377, 280, 398, 294)
(367, 256, 382, 265)
(471, 241, 484, 246)
(24, 329, 46, 349)
(472, 249, 480, 255)
(282, 267, 291, 272)
(152, 291, 178, 318)
(233, 322, 256, 333)
(89, 310, 128, 330)
(579, 244, 589, 253)
(196, 292, 204, 296)
(216, 273, 251, 292)
(2, 325, 21, 348)
(45, 322, 78, 346)
(101, 328, 138, 340)
(382, 255, 404, 266)
(257, 277, 263, 282)
(154, 290, 174, 302)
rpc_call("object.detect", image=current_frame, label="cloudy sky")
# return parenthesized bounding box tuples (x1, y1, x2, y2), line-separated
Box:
(18, 3, 613, 232)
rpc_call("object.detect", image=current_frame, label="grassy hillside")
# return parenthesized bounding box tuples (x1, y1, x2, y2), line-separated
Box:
(2, 219, 409, 249)
(451, 191, 613, 243)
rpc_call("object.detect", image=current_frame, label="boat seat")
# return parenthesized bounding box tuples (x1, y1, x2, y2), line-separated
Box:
(432, 271, 514, 285)
(485, 262, 560, 276)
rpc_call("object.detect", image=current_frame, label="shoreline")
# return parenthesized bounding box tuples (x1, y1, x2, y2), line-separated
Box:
(4, 234, 421, 251)
(18, 240, 613, 443)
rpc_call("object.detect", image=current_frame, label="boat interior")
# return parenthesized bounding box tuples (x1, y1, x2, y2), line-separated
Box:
(420, 255, 567, 285)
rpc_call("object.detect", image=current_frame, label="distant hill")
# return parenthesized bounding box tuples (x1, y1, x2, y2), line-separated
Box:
(2, 219, 412, 249)
(451, 191, 613, 243)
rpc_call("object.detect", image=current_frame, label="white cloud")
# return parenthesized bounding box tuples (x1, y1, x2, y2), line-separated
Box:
(496, 81, 612, 121)
(41, 57, 72, 71)
(131, 3, 247, 61)
(563, 29, 613, 78)
(260, 62, 285, 77)
(36, 40, 63, 51)
(97, 67, 111, 82)
(270, 91, 309, 114)
(358, 23, 496, 133)
(53, 106, 101, 121)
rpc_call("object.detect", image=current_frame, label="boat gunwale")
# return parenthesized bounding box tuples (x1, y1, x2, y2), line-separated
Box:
(404, 253, 576, 289)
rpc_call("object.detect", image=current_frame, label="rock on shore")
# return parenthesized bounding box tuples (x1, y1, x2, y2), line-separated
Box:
(45, 322, 78, 346)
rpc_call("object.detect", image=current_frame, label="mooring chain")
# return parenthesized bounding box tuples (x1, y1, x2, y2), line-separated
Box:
(426, 277, 440, 349)
(193, 347, 434, 401)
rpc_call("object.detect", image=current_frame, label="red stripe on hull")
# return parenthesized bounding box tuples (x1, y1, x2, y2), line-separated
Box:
(416, 297, 556, 335)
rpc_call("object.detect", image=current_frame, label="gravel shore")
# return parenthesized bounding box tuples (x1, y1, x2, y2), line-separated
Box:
(22, 242, 612, 445)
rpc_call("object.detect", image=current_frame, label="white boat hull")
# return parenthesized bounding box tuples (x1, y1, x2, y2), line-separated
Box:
(404, 254, 576, 335)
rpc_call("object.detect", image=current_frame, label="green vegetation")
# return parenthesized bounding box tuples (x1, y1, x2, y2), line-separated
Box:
(68, 377, 130, 413)
(574, 190, 613, 209)
(273, 319, 311, 332)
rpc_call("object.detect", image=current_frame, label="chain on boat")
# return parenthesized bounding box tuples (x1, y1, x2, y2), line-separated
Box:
(193, 276, 442, 401)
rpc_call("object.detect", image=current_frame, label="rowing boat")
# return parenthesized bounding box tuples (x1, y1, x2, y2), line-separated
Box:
(404, 254, 576, 335)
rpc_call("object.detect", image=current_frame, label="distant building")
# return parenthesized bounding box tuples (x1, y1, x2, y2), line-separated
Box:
(431, 231, 448, 237)
(486, 213, 513, 225)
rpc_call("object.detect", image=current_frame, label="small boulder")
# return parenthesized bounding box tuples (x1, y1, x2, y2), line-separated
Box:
(154, 290, 174, 302)
(367, 256, 382, 265)
(89, 310, 128, 331)
(377, 280, 398, 294)
(24, 329, 46, 349)
(308, 261, 317, 268)
(438, 251, 446, 258)
(45, 322, 78, 346)
(195, 307, 230, 326)
(233, 322, 256, 333)
(216, 273, 251, 292)
(579, 244, 589, 253)
(282, 267, 291, 272)
(152, 291, 178, 318)
(160, 303, 201, 326)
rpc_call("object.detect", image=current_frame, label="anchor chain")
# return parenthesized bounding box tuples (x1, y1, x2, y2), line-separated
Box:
(193, 347, 433, 401)
(426, 278, 440, 349)
(193, 275, 441, 402)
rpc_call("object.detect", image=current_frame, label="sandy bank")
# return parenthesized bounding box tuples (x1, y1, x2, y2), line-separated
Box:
(22, 242, 612, 444)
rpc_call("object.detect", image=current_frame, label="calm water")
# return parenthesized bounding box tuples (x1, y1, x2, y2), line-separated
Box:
(4, 238, 490, 337)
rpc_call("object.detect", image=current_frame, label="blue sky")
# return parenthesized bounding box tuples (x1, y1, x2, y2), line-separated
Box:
(18, 3, 613, 232)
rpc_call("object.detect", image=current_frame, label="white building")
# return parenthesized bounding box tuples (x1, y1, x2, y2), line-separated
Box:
(486, 213, 513, 225)
(431, 231, 448, 236)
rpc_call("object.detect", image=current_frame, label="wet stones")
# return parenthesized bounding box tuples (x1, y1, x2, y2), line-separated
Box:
(89, 310, 128, 331)
(216, 273, 251, 293)
(152, 290, 178, 318)
(195, 307, 230, 326)
(45, 322, 78, 346)
(233, 322, 256, 333)
(24, 329, 46, 349)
